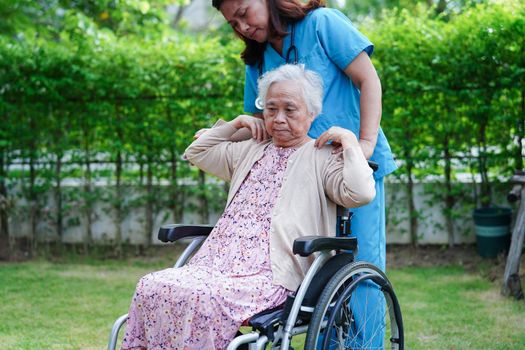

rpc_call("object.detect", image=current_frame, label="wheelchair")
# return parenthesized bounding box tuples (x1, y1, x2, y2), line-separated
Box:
(108, 204, 404, 350)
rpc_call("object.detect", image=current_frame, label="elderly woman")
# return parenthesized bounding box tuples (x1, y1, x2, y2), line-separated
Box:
(121, 64, 375, 350)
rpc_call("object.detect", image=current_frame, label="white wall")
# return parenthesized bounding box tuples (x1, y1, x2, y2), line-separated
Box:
(8, 179, 515, 245)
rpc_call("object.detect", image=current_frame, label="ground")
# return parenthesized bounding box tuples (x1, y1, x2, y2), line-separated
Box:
(387, 244, 485, 269)
(387, 243, 525, 286)
(1, 236, 524, 291)
(1, 242, 524, 349)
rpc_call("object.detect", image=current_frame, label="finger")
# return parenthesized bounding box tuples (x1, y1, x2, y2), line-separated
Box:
(327, 129, 342, 143)
(254, 123, 260, 142)
(258, 123, 264, 142)
(248, 123, 257, 140)
(257, 120, 267, 141)
(193, 129, 204, 140)
(258, 122, 267, 141)
(238, 116, 248, 129)
(315, 134, 324, 148)
(314, 132, 325, 148)
(263, 127, 269, 140)
(254, 125, 260, 141)
(252, 122, 259, 141)
(316, 131, 333, 148)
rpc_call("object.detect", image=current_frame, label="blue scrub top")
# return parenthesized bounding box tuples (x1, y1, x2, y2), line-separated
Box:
(244, 8, 397, 179)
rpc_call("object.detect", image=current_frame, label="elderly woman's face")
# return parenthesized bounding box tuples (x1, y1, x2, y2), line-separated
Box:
(220, 0, 269, 43)
(263, 81, 313, 148)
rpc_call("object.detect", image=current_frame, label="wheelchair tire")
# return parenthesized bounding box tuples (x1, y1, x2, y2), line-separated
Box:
(304, 261, 403, 350)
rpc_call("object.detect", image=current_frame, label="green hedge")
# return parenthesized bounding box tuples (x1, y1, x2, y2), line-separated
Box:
(366, 1, 524, 244)
(0, 30, 245, 252)
(0, 1, 523, 251)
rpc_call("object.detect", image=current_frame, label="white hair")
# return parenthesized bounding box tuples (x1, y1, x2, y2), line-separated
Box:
(257, 64, 323, 117)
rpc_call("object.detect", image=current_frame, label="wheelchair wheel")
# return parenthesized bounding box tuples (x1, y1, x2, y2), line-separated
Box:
(304, 262, 403, 350)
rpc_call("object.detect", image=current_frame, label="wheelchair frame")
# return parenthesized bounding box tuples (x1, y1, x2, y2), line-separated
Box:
(108, 210, 403, 350)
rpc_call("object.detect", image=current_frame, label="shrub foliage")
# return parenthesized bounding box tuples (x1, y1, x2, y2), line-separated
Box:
(0, 1, 523, 252)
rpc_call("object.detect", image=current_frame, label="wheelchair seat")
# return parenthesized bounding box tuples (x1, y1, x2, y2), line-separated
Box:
(240, 250, 355, 342)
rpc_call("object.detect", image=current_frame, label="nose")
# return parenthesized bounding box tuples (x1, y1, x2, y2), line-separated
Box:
(275, 110, 286, 123)
(239, 21, 250, 35)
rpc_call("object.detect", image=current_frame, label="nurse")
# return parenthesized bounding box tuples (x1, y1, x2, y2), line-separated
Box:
(210, 0, 397, 346)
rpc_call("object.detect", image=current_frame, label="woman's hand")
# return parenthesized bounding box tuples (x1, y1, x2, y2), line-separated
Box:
(193, 128, 209, 140)
(229, 114, 269, 142)
(193, 114, 265, 140)
(315, 127, 359, 153)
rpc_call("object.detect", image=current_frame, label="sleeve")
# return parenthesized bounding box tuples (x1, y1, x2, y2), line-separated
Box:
(322, 146, 376, 208)
(244, 64, 261, 114)
(315, 9, 374, 71)
(183, 122, 248, 182)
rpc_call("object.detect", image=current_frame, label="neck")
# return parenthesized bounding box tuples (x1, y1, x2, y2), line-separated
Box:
(273, 136, 311, 149)
(268, 36, 283, 55)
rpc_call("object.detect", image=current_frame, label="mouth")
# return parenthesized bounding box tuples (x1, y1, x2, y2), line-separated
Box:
(249, 29, 259, 41)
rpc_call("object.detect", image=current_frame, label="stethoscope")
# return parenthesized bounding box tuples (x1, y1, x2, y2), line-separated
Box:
(255, 23, 298, 110)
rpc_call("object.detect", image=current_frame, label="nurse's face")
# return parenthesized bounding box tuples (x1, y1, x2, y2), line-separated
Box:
(263, 80, 313, 148)
(219, 0, 270, 43)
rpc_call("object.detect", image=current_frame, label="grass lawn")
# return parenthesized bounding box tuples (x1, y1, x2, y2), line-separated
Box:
(1, 250, 524, 350)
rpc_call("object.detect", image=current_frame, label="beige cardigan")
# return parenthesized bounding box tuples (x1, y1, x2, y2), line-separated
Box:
(184, 122, 375, 291)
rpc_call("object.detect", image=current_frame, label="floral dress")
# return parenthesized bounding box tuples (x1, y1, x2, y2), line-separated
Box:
(122, 144, 296, 350)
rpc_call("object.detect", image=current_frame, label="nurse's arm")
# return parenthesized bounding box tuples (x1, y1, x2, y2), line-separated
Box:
(344, 51, 382, 159)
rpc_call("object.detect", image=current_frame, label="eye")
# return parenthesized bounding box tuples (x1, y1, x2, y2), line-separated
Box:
(239, 9, 247, 17)
(266, 107, 277, 114)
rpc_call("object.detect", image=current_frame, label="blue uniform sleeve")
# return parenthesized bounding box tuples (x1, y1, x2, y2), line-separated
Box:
(314, 9, 374, 71)
(244, 64, 261, 114)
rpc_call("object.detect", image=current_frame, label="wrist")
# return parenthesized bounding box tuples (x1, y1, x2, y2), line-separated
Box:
(359, 137, 376, 148)
(358, 139, 375, 158)
(342, 133, 359, 150)
(229, 117, 243, 130)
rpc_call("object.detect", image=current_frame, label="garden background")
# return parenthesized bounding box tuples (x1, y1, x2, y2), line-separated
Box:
(1, 0, 523, 259)
(1, 0, 524, 349)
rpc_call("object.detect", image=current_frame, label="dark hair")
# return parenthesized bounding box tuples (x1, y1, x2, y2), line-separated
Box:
(213, 0, 325, 65)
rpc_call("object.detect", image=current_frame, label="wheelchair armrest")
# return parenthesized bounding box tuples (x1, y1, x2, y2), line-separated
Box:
(158, 224, 214, 243)
(293, 236, 357, 257)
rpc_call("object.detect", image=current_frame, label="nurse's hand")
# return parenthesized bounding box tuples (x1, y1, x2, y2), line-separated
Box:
(229, 115, 269, 142)
(315, 127, 359, 153)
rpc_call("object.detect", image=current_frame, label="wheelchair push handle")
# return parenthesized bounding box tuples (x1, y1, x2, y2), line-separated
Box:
(334, 161, 377, 236)
(367, 160, 379, 172)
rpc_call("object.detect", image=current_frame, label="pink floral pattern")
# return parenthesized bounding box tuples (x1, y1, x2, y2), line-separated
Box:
(122, 144, 296, 350)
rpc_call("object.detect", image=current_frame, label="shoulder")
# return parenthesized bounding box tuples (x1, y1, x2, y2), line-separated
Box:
(241, 138, 267, 153)
(231, 139, 268, 168)
(245, 63, 259, 76)
(305, 8, 349, 25)
(240, 139, 271, 158)
(299, 8, 356, 39)
(296, 141, 341, 165)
